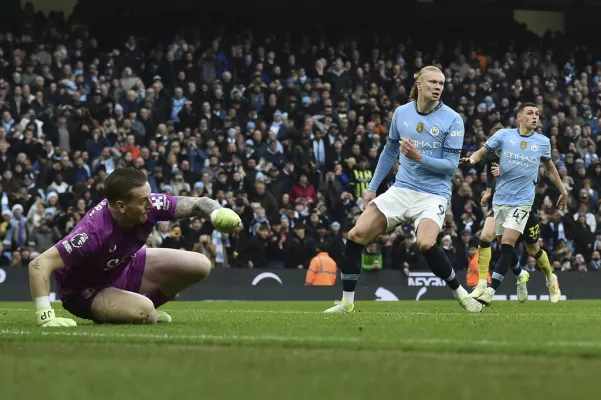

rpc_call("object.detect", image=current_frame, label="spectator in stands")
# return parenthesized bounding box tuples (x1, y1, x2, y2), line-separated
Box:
(0, 241, 9, 266)
(588, 251, 601, 271)
(10, 250, 23, 268)
(250, 180, 278, 220)
(161, 225, 188, 250)
(289, 173, 316, 205)
(287, 224, 315, 269)
(0, 210, 12, 243)
(524, 256, 538, 272)
(305, 242, 337, 286)
(243, 223, 270, 268)
(455, 230, 472, 271)
(29, 217, 61, 253)
(574, 254, 588, 272)
(395, 232, 422, 275)
(573, 213, 595, 260)
(441, 235, 459, 271)
(192, 235, 217, 268)
(361, 242, 383, 271)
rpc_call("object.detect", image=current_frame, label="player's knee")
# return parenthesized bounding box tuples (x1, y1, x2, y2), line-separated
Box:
(480, 229, 496, 242)
(525, 244, 538, 257)
(348, 227, 371, 245)
(131, 298, 158, 324)
(189, 253, 211, 282)
(501, 232, 520, 246)
(416, 237, 436, 252)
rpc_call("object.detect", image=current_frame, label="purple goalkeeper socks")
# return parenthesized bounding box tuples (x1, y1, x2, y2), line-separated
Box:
(145, 290, 174, 308)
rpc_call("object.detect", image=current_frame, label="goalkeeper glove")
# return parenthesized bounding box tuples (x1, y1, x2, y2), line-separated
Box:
(35, 308, 77, 328)
(210, 208, 241, 233)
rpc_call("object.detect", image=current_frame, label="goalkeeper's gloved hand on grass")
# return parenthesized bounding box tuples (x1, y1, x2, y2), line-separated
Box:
(35, 308, 77, 328)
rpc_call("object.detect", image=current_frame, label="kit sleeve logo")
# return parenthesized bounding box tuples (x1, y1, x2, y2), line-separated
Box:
(70, 233, 89, 248)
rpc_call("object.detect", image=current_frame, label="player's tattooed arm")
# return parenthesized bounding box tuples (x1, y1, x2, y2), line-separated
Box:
(174, 196, 221, 220)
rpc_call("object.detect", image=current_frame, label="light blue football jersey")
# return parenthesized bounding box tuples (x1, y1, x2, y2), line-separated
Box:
(368, 101, 465, 202)
(484, 128, 551, 207)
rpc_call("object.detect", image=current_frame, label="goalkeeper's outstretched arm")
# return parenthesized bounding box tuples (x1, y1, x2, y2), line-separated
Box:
(28, 247, 77, 327)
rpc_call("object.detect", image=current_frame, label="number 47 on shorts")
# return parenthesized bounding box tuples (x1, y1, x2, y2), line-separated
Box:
(512, 209, 528, 222)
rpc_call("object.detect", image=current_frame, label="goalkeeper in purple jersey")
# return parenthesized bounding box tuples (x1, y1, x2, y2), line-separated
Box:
(30, 168, 240, 327)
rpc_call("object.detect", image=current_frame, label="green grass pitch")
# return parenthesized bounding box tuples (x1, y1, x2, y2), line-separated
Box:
(2, 300, 601, 400)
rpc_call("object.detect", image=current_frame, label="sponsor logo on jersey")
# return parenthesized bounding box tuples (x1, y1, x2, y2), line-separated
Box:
(414, 141, 442, 149)
(105, 253, 136, 271)
(450, 130, 464, 137)
(504, 152, 538, 163)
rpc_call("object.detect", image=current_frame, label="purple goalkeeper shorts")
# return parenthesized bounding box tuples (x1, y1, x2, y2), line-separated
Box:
(61, 248, 147, 323)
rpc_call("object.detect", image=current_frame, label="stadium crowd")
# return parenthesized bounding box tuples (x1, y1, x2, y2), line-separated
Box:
(0, 4, 600, 277)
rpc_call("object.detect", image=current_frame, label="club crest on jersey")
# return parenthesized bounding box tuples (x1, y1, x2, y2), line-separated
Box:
(531, 144, 539, 151)
(430, 126, 440, 136)
(520, 141, 528, 150)
(151, 194, 170, 211)
(70, 233, 88, 248)
(416, 122, 424, 133)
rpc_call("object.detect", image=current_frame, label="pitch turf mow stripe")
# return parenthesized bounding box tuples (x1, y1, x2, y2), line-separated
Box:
(2, 308, 598, 317)
(3, 329, 601, 349)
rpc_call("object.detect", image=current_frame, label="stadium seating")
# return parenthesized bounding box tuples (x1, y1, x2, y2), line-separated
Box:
(0, 3, 598, 275)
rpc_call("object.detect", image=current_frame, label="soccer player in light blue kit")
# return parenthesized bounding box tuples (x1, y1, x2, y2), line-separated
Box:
(462, 102, 568, 306)
(325, 66, 482, 313)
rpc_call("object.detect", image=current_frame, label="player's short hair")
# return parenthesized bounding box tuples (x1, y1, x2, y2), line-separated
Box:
(409, 66, 444, 102)
(517, 102, 538, 113)
(105, 167, 148, 205)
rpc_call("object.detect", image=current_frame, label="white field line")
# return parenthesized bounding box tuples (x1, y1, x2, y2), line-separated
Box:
(1, 308, 599, 317)
(1, 329, 601, 349)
